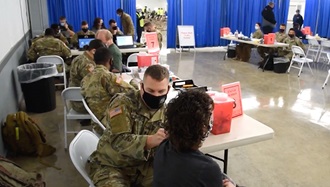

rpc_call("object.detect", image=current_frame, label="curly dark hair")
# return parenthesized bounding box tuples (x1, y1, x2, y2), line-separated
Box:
(164, 90, 214, 152)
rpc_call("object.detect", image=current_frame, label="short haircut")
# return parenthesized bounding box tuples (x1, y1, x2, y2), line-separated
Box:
(289, 28, 295, 32)
(59, 16, 66, 20)
(94, 47, 112, 65)
(256, 22, 261, 27)
(116, 8, 124, 13)
(87, 39, 105, 51)
(109, 19, 116, 25)
(143, 65, 169, 81)
(268, 2, 274, 6)
(45, 28, 55, 36)
(81, 21, 88, 26)
(296, 9, 300, 12)
(143, 22, 152, 27)
(165, 90, 214, 152)
(280, 23, 286, 27)
(50, 24, 59, 30)
(95, 29, 113, 40)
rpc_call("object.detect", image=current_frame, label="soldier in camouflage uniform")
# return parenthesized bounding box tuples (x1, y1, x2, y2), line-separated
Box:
(71, 21, 96, 48)
(27, 28, 71, 64)
(81, 47, 138, 135)
(278, 28, 305, 59)
(236, 22, 264, 62)
(257, 23, 288, 65)
(89, 65, 170, 187)
(69, 39, 104, 113)
(143, 22, 163, 49)
(117, 8, 135, 36)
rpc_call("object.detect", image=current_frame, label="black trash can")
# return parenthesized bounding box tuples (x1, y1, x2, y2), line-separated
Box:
(17, 63, 58, 113)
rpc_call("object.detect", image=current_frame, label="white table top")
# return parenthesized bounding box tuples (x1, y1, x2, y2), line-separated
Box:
(221, 36, 289, 48)
(71, 47, 148, 56)
(200, 114, 274, 153)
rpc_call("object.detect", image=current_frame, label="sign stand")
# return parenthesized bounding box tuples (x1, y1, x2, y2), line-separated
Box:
(176, 25, 196, 52)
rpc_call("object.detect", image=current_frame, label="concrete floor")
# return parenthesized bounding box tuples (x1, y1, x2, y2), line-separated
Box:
(11, 51, 330, 187)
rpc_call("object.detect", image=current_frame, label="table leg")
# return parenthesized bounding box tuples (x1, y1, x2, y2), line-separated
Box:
(205, 149, 229, 174)
(262, 55, 270, 72)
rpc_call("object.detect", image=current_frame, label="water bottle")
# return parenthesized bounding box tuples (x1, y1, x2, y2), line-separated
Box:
(234, 30, 238, 38)
(250, 33, 253, 39)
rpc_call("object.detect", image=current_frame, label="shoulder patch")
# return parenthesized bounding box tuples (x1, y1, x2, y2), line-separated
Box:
(109, 107, 122, 118)
(116, 76, 122, 84)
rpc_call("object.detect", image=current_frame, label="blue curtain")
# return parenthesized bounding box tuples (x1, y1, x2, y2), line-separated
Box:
(167, 0, 181, 48)
(95, 0, 121, 29)
(304, 0, 330, 38)
(47, 0, 65, 26)
(304, 0, 319, 33)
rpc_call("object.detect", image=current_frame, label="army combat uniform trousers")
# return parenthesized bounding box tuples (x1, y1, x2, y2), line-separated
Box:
(89, 160, 153, 187)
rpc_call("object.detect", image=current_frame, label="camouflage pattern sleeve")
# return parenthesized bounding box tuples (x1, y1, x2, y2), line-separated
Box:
(71, 33, 78, 47)
(78, 59, 95, 79)
(101, 73, 136, 96)
(104, 96, 149, 160)
(61, 42, 71, 59)
(253, 30, 263, 39)
(59, 33, 69, 46)
(27, 43, 38, 61)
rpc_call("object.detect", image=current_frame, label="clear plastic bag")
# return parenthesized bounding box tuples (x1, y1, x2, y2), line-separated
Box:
(17, 63, 58, 83)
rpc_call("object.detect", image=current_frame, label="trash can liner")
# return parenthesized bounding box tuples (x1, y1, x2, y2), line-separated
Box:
(17, 63, 58, 83)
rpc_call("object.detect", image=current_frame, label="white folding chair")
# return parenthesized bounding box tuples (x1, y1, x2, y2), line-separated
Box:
(287, 46, 314, 77)
(306, 38, 320, 61)
(127, 53, 139, 67)
(37, 55, 67, 88)
(82, 99, 106, 137)
(316, 40, 330, 63)
(69, 130, 99, 187)
(61, 87, 91, 149)
(322, 69, 330, 89)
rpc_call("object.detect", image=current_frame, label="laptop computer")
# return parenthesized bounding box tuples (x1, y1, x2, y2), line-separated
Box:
(116, 36, 135, 49)
(78, 34, 95, 39)
(78, 38, 94, 51)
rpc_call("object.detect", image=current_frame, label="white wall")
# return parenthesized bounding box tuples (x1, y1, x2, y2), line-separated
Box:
(136, 0, 167, 11)
(0, 0, 30, 64)
(287, 0, 306, 30)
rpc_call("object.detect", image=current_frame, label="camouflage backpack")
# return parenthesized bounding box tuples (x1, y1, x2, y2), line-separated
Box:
(0, 156, 45, 187)
(2, 111, 56, 157)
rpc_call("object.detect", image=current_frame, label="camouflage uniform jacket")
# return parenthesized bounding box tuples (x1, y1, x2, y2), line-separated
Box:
(275, 32, 288, 43)
(279, 36, 305, 59)
(27, 36, 71, 62)
(69, 51, 95, 87)
(253, 29, 264, 39)
(121, 13, 135, 36)
(81, 65, 136, 122)
(71, 30, 95, 47)
(32, 33, 69, 46)
(89, 90, 166, 168)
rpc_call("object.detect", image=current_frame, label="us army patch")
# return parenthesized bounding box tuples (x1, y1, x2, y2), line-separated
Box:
(109, 107, 122, 118)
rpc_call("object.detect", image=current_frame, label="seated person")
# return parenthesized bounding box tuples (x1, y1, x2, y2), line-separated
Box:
(153, 90, 236, 187)
(278, 28, 305, 60)
(69, 39, 104, 113)
(88, 65, 170, 186)
(109, 19, 124, 44)
(27, 28, 71, 63)
(96, 29, 124, 73)
(71, 21, 95, 48)
(257, 23, 288, 66)
(51, 24, 69, 46)
(293, 23, 306, 39)
(81, 47, 137, 135)
(91, 17, 106, 33)
(59, 16, 75, 38)
(144, 22, 163, 49)
(235, 22, 263, 62)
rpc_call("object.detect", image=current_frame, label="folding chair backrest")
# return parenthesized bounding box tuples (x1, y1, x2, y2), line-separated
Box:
(37, 55, 64, 65)
(127, 53, 138, 67)
(82, 99, 106, 131)
(321, 41, 330, 48)
(327, 53, 330, 64)
(292, 46, 306, 57)
(69, 130, 98, 186)
(61, 87, 83, 110)
(308, 39, 319, 46)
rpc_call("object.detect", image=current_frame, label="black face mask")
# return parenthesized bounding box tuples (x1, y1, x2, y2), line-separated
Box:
(279, 29, 285, 33)
(82, 28, 88, 33)
(288, 34, 295, 38)
(142, 84, 168, 109)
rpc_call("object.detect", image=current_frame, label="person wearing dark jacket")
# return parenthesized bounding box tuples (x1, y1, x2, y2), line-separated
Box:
(293, 9, 304, 30)
(261, 2, 276, 34)
(293, 23, 306, 39)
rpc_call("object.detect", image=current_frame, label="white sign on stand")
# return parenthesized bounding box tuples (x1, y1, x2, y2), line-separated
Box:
(177, 25, 195, 52)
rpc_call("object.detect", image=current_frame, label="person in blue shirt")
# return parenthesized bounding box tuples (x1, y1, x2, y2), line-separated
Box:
(293, 9, 304, 30)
